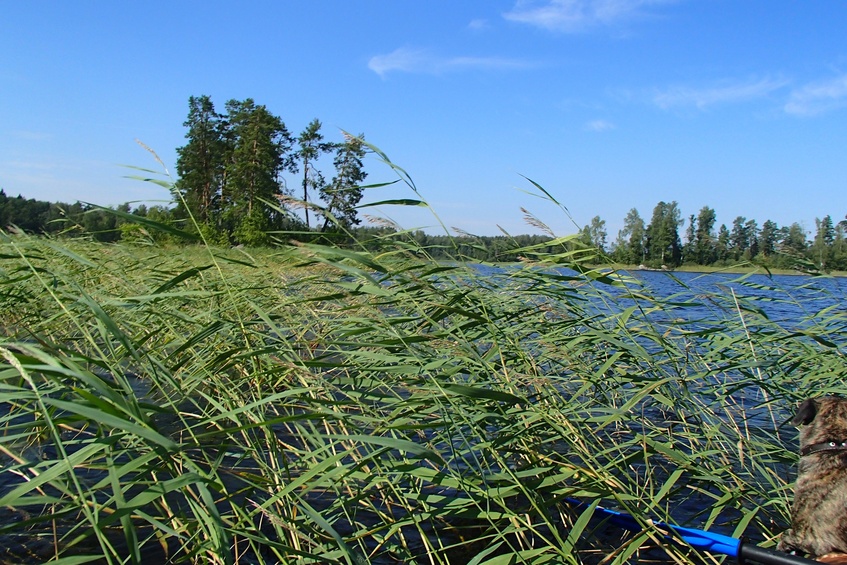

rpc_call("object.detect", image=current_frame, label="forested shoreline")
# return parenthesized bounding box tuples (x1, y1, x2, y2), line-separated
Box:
(3, 186, 845, 272)
(2, 95, 846, 271)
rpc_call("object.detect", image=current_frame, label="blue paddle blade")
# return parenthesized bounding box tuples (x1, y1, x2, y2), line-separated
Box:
(565, 498, 821, 564)
(570, 499, 741, 557)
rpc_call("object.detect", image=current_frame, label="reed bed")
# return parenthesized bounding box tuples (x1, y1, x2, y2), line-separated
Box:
(1, 175, 846, 564)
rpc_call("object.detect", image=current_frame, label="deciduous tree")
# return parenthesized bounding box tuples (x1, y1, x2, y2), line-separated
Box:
(614, 208, 645, 264)
(581, 215, 607, 253)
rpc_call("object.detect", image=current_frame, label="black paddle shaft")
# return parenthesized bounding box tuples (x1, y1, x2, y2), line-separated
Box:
(739, 542, 821, 565)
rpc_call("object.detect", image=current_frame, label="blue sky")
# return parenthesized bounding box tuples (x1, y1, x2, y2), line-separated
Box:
(2, 1, 846, 238)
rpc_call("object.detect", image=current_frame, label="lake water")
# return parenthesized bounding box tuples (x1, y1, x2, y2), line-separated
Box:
(628, 270, 847, 322)
(473, 263, 847, 326)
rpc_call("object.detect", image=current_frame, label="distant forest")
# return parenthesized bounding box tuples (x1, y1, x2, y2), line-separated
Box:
(3, 187, 846, 272)
(2, 96, 846, 271)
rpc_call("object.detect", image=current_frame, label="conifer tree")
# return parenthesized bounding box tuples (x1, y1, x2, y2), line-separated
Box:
(758, 220, 779, 258)
(222, 99, 295, 241)
(296, 119, 334, 229)
(174, 95, 228, 227)
(320, 134, 368, 230)
(695, 206, 717, 265)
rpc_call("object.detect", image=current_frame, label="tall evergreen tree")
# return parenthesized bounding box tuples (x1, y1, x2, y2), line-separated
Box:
(175, 95, 228, 227)
(758, 220, 778, 259)
(745, 219, 759, 259)
(820, 215, 836, 245)
(320, 134, 368, 230)
(645, 201, 682, 266)
(695, 206, 717, 265)
(716, 224, 731, 263)
(729, 216, 749, 260)
(682, 214, 697, 264)
(296, 119, 334, 229)
(222, 99, 296, 241)
(832, 224, 847, 270)
(812, 215, 836, 269)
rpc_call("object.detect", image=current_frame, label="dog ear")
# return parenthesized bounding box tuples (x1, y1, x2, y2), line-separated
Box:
(792, 399, 819, 426)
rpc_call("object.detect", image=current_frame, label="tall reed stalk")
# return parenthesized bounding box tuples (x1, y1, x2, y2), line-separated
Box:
(1, 153, 845, 564)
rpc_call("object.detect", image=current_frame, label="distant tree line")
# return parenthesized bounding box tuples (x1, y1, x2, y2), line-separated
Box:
(4, 187, 847, 271)
(0, 189, 131, 241)
(0, 190, 553, 260)
(581, 202, 847, 271)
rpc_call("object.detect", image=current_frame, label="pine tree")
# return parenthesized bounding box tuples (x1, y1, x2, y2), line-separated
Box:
(758, 220, 779, 259)
(745, 219, 759, 259)
(832, 224, 847, 270)
(716, 224, 730, 263)
(729, 216, 749, 260)
(683, 214, 696, 264)
(174, 95, 228, 227)
(695, 206, 717, 265)
(222, 99, 295, 241)
(812, 215, 836, 270)
(320, 134, 368, 230)
(296, 119, 334, 229)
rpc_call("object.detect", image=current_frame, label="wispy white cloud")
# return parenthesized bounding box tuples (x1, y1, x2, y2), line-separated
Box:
(584, 119, 615, 132)
(468, 18, 490, 31)
(785, 74, 847, 116)
(368, 48, 430, 77)
(652, 76, 788, 110)
(502, 0, 675, 32)
(368, 47, 537, 77)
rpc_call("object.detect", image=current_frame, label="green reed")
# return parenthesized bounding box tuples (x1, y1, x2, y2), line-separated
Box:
(1, 160, 846, 564)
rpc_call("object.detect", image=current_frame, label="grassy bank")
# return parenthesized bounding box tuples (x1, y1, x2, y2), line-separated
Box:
(1, 219, 846, 563)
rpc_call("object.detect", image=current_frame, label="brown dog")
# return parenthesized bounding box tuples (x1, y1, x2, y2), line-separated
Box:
(778, 397, 847, 560)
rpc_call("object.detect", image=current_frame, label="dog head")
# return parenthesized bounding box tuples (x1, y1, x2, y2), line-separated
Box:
(792, 397, 847, 456)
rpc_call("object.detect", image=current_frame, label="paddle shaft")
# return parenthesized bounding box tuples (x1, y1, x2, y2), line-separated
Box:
(739, 543, 821, 565)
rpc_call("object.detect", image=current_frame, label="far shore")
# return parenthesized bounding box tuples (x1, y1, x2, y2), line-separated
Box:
(599, 263, 847, 277)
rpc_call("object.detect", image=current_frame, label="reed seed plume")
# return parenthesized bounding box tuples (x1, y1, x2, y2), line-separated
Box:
(521, 206, 556, 237)
(135, 138, 171, 177)
(361, 214, 401, 231)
